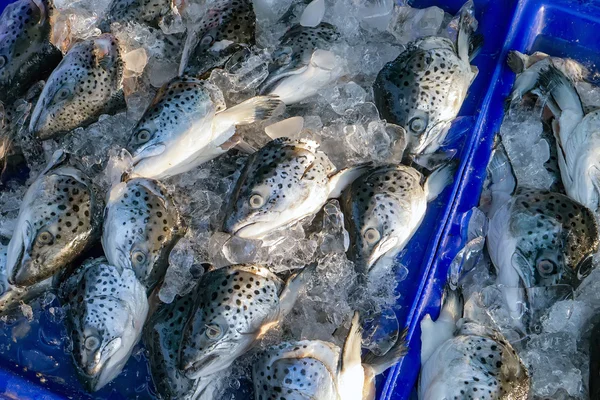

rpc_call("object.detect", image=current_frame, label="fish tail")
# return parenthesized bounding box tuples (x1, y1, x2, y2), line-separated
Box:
(362, 325, 408, 375)
(222, 96, 283, 126)
(506, 50, 526, 74)
(457, 3, 477, 62)
(424, 161, 456, 202)
(487, 139, 516, 200)
(536, 65, 584, 118)
(440, 283, 464, 324)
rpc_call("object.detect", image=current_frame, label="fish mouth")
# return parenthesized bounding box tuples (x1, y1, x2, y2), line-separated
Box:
(181, 353, 219, 379)
(366, 237, 401, 272)
(131, 144, 166, 167)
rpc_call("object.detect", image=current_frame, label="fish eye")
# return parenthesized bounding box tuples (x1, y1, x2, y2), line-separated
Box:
(205, 324, 222, 340)
(536, 259, 556, 276)
(37, 230, 54, 245)
(84, 335, 101, 351)
(57, 87, 71, 100)
(249, 194, 264, 209)
(0, 56, 6, 69)
(274, 48, 292, 65)
(131, 250, 147, 265)
(364, 228, 381, 245)
(409, 117, 427, 134)
(136, 129, 152, 143)
(201, 35, 214, 47)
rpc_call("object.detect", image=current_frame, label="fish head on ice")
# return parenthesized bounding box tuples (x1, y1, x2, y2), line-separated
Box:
(6, 153, 103, 287)
(29, 34, 124, 140)
(223, 138, 333, 239)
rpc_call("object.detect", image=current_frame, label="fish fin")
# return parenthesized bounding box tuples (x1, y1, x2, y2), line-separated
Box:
(278, 265, 312, 318)
(105, 90, 126, 115)
(456, 3, 476, 62)
(265, 117, 304, 140)
(339, 312, 362, 374)
(413, 149, 456, 171)
(362, 326, 407, 375)
(537, 65, 584, 120)
(487, 140, 517, 215)
(327, 162, 373, 199)
(470, 65, 479, 84)
(31, 0, 47, 24)
(300, 0, 325, 27)
(424, 161, 456, 202)
(420, 284, 462, 364)
(179, 27, 200, 75)
(216, 96, 283, 126)
(507, 50, 527, 73)
(42, 150, 69, 175)
(468, 33, 484, 61)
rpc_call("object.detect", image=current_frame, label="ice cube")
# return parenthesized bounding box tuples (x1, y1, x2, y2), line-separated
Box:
(389, 6, 445, 44)
(158, 238, 205, 303)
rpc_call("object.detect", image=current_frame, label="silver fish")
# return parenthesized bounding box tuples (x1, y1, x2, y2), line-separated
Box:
(0, 0, 62, 103)
(127, 76, 281, 179)
(99, 0, 178, 31)
(373, 8, 479, 156)
(486, 144, 599, 325)
(259, 23, 340, 98)
(179, 0, 256, 76)
(102, 177, 186, 291)
(340, 163, 453, 274)
(532, 65, 600, 212)
(29, 33, 125, 140)
(253, 312, 407, 400)
(6, 151, 104, 287)
(179, 264, 307, 379)
(61, 257, 148, 392)
(223, 138, 371, 239)
(144, 288, 200, 400)
(419, 286, 530, 399)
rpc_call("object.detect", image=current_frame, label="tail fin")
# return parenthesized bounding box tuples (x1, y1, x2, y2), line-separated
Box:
(219, 96, 283, 126)
(424, 161, 457, 202)
(457, 2, 477, 62)
(507, 50, 526, 73)
(486, 138, 516, 216)
(362, 326, 408, 375)
(469, 33, 484, 61)
(537, 65, 584, 119)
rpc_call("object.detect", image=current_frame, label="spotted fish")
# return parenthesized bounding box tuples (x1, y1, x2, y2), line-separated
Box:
(6, 151, 104, 287)
(0, 0, 62, 103)
(486, 143, 599, 326)
(144, 287, 200, 400)
(102, 177, 186, 291)
(223, 138, 372, 239)
(373, 8, 479, 156)
(419, 286, 530, 399)
(259, 23, 340, 100)
(127, 76, 281, 179)
(98, 0, 178, 32)
(179, 0, 256, 76)
(29, 33, 125, 140)
(340, 163, 453, 275)
(179, 264, 307, 379)
(253, 312, 407, 400)
(61, 257, 148, 392)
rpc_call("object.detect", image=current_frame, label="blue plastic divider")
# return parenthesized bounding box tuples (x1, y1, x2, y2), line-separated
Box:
(2, 0, 599, 398)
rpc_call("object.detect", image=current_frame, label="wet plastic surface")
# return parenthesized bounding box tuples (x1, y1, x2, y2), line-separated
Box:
(1, 0, 599, 398)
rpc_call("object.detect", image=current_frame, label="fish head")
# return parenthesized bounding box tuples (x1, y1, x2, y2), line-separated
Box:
(7, 166, 100, 287)
(29, 34, 122, 140)
(103, 178, 185, 289)
(223, 139, 326, 239)
(66, 260, 148, 391)
(127, 77, 221, 170)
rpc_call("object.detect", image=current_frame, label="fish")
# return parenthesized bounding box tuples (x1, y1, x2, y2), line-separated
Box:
(127, 76, 281, 179)
(373, 6, 479, 156)
(179, 264, 307, 379)
(486, 143, 599, 327)
(5, 150, 104, 287)
(506, 50, 588, 104)
(0, 0, 62, 103)
(60, 257, 149, 392)
(102, 177, 186, 291)
(144, 287, 201, 400)
(6, 150, 104, 287)
(223, 138, 372, 239)
(340, 163, 453, 275)
(29, 33, 125, 140)
(419, 286, 530, 399)
(253, 311, 407, 400)
(258, 23, 340, 103)
(530, 65, 600, 212)
(0, 236, 51, 315)
(179, 0, 256, 76)
(98, 0, 179, 32)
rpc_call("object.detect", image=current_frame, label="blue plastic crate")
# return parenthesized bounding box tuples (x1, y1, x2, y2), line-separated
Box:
(1, 0, 598, 398)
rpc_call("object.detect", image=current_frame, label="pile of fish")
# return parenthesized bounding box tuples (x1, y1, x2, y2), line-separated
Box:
(0, 0, 501, 398)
